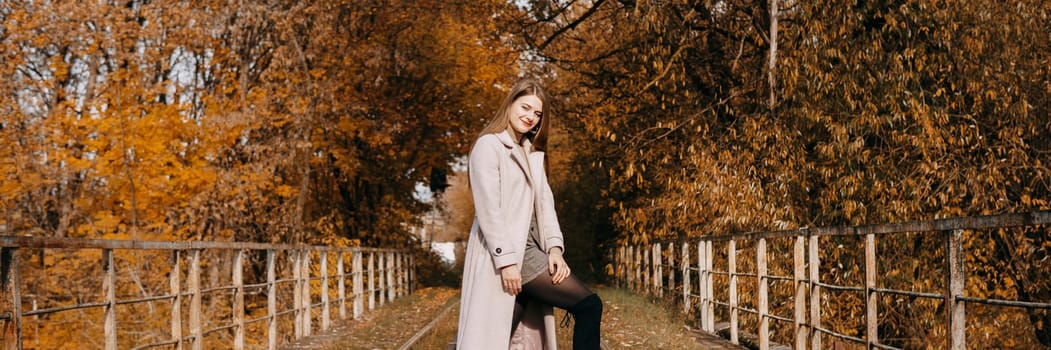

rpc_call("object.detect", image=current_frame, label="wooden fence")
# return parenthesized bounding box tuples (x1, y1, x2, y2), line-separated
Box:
(0, 236, 415, 350)
(609, 211, 1051, 349)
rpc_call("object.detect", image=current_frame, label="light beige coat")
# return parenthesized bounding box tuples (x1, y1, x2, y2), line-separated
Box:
(456, 130, 565, 350)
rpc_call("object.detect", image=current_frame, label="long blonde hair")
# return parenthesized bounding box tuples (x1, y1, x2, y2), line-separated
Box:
(478, 78, 550, 152)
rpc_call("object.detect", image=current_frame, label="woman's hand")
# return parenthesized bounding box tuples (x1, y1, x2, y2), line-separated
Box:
(500, 264, 522, 295)
(548, 248, 570, 284)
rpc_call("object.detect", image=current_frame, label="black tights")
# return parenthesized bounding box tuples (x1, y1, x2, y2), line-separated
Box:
(511, 272, 603, 350)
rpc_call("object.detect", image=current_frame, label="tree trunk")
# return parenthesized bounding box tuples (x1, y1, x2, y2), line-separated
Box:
(767, 0, 778, 114)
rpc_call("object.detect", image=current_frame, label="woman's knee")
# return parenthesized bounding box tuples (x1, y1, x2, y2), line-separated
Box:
(571, 294, 603, 317)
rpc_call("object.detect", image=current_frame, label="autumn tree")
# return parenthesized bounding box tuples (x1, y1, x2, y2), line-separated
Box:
(249, 0, 518, 247)
(1, 0, 521, 346)
(779, 1, 1051, 345)
(1, 0, 519, 243)
(1, 1, 251, 346)
(515, 0, 1051, 346)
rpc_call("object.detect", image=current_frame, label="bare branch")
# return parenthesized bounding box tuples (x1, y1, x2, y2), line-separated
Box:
(535, 0, 608, 52)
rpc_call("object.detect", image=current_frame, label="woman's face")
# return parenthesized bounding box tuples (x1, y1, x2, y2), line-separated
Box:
(507, 94, 543, 136)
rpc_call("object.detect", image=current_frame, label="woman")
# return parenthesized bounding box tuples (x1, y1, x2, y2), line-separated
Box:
(456, 78, 603, 350)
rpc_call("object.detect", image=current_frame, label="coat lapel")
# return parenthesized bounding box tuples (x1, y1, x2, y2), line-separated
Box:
(497, 130, 534, 185)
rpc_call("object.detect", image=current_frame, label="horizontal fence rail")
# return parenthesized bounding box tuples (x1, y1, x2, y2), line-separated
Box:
(0, 236, 415, 350)
(609, 211, 1051, 350)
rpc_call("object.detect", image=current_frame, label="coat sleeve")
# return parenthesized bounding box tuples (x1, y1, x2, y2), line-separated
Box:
(469, 135, 518, 269)
(538, 156, 565, 253)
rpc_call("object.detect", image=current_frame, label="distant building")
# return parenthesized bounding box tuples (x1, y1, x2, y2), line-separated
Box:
(415, 207, 460, 264)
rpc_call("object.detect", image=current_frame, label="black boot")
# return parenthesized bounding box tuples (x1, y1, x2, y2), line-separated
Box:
(567, 293, 603, 350)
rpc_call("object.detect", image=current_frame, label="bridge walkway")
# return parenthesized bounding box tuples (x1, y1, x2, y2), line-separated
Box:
(279, 286, 746, 349)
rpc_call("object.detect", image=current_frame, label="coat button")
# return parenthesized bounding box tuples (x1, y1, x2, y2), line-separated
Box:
(495, 248, 502, 254)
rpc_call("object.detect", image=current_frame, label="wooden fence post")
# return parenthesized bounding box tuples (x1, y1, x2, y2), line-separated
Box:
(293, 251, 303, 339)
(682, 243, 690, 312)
(729, 239, 738, 344)
(378, 253, 386, 306)
(626, 245, 631, 290)
(625, 246, 630, 290)
(302, 251, 312, 337)
(668, 242, 675, 298)
(395, 252, 402, 298)
(266, 250, 276, 350)
(643, 245, 651, 295)
(6, 248, 22, 350)
(626, 246, 632, 291)
(705, 240, 714, 331)
(337, 251, 346, 320)
(233, 249, 245, 350)
(102, 249, 116, 350)
(654, 243, 662, 297)
(794, 235, 807, 349)
(387, 252, 395, 302)
(634, 245, 640, 292)
(402, 253, 407, 296)
(758, 238, 768, 350)
(368, 252, 375, 311)
(189, 249, 202, 350)
(809, 234, 821, 350)
(391, 252, 398, 298)
(171, 250, 182, 350)
(865, 233, 877, 348)
(628, 246, 635, 291)
(651, 244, 656, 296)
(947, 230, 966, 350)
(404, 253, 410, 297)
(353, 251, 363, 319)
(321, 251, 330, 331)
(697, 241, 707, 332)
(636, 245, 642, 292)
(635, 245, 641, 292)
